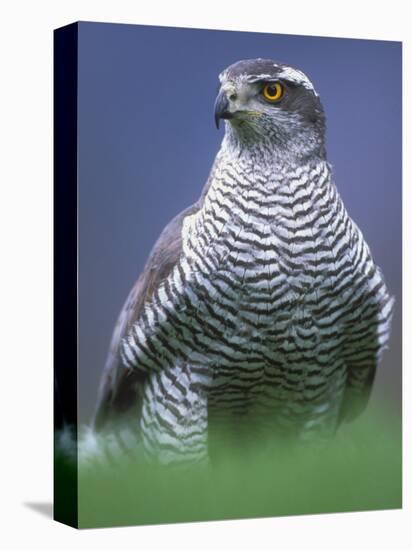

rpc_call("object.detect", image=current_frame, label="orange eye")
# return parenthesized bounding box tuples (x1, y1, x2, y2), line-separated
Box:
(262, 82, 283, 102)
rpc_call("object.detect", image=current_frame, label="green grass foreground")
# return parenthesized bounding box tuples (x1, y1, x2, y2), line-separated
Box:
(76, 405, 401, 528)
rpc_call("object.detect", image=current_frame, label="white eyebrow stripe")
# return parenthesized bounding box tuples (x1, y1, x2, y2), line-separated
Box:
(276, 66, 318, 96)
(245, 74, 276, 82)
(219, 64, 318, 96)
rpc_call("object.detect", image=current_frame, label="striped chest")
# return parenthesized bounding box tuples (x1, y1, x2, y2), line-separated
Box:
(123, 153, 377, 415)
(117, 151, 391, 453)
(179, 157, 354, 354)
(173, 158, 357, 428)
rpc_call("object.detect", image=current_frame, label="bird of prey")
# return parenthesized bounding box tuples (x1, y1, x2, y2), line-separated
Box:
(92, 58, 394, 465)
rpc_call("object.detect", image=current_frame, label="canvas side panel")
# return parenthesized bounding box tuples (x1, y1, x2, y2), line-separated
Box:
(53, 22, 79, 529)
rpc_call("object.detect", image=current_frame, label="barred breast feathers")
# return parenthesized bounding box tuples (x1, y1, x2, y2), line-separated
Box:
(120, 136, 393, 381)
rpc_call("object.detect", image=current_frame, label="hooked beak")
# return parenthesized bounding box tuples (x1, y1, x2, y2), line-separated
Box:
(214, 89, 233, 129)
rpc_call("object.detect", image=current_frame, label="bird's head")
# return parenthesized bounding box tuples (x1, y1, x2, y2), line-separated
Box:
(215, 59, 326, 160)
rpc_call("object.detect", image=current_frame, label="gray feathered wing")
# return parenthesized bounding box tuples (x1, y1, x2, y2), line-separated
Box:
(92, 206, 193, 429)
(93, 178, 212, 430)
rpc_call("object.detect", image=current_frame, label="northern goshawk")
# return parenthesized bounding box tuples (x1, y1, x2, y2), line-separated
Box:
(92, 59, 394, 465)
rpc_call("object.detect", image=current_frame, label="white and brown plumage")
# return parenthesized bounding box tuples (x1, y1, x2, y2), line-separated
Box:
(92, 59, 394, 465)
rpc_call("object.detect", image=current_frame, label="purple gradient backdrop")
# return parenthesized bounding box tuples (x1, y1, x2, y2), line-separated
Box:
(77, 22, 401, 423)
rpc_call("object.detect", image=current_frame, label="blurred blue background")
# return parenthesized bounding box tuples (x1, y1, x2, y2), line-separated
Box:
(77, 22, 402, 423)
